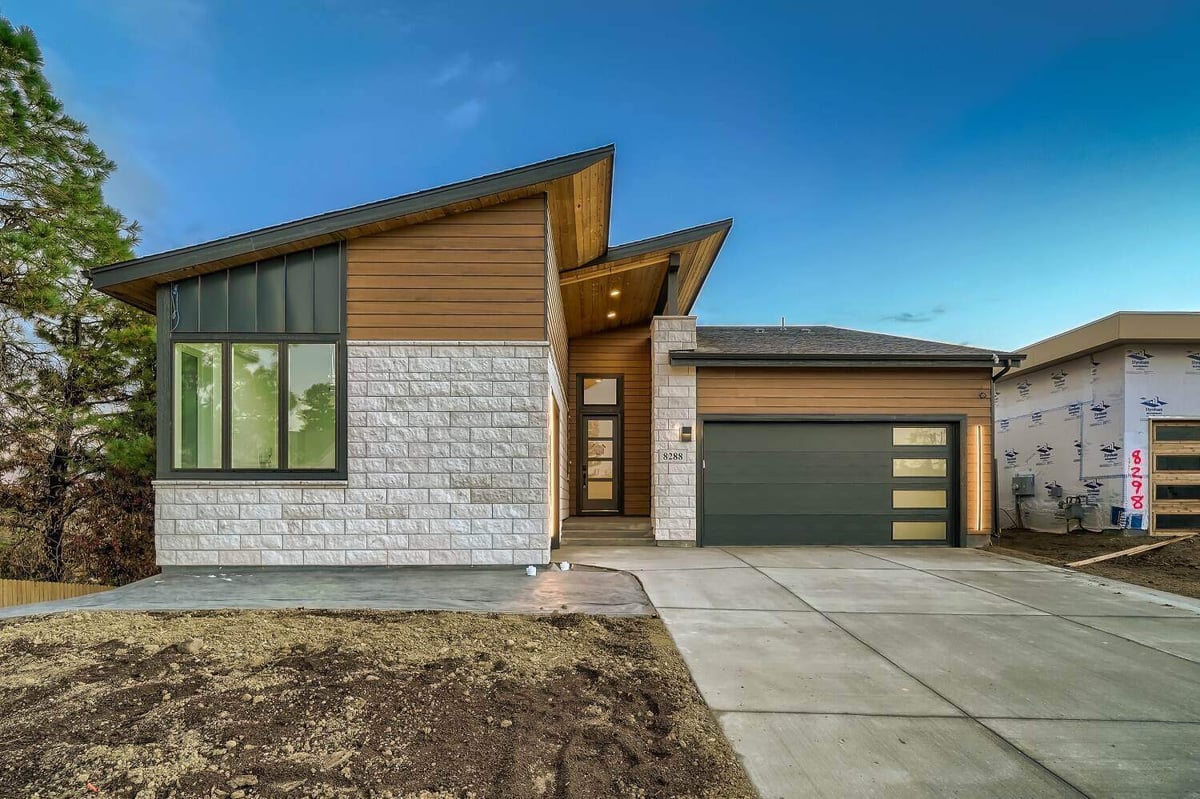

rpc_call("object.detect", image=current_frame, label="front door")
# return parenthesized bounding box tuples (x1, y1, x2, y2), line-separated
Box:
(580, 413, 622, 512)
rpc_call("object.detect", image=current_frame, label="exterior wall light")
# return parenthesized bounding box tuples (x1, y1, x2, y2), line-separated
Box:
(680, 425, 693, 442)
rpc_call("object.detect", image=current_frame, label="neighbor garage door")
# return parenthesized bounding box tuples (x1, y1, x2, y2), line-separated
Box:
(701, 421, 957, 546)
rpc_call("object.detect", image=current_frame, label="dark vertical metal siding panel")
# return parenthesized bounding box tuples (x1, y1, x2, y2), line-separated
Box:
(156, 285, 172, 478)
(312, 244, 342, 333)
(174, 277, 199, 332)
(198, 271, 229, 332)
(285, 249, 315, 333)
(257, 257, 286, 332)
(227, 263, 258, 332)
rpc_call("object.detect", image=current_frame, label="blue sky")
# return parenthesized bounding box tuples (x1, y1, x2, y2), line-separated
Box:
(12, 0, 1200, 350)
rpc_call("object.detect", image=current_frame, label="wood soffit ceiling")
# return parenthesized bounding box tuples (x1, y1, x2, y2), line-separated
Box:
(559, 219, 733, 338)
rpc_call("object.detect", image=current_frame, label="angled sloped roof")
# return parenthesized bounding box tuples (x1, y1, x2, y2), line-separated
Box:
(669, 325, 1023, 367)
(91, 145, 615, 311)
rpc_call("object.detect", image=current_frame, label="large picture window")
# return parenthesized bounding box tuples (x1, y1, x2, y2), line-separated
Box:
(170, 339, 341, 475)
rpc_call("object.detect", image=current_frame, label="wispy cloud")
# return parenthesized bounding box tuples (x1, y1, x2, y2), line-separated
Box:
(882, 305, 946, 324)
(107, 0, 210, 50)
(432, 55, 517, 129)
(431, 53, 472, 86)
(446, 98, 485, 129)
(480, 59, 515, 85)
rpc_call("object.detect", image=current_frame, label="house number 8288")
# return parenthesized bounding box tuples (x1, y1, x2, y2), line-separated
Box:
(660, 450, 686, 462)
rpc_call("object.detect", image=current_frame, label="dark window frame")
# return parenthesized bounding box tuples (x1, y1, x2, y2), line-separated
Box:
(164, 332, 347, 481)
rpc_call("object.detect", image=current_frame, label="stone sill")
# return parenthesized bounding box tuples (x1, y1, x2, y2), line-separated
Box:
(153, 479, 349, 489)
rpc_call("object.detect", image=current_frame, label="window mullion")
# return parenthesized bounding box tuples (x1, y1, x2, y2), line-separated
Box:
(222, 340, 232, 470)
(280, 343, 289, 471)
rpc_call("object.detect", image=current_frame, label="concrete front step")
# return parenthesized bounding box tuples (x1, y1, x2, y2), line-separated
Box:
(563, 528, 653, 539)
(560, 516, 655, 547)
(560, 536, 657, 547)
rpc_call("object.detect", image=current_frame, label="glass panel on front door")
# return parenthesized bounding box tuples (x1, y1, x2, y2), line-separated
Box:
(582, 412, 620, 511)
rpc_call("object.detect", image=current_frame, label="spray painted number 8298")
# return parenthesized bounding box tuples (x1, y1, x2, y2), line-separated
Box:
(1129, 449, 1145, 511)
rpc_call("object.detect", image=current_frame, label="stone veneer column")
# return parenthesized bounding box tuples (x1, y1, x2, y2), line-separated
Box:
(651, 316, 698, 544)
(154, 341, 551, 568)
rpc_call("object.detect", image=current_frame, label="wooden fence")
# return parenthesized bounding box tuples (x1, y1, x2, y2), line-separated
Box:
(0, 578, 111, 608)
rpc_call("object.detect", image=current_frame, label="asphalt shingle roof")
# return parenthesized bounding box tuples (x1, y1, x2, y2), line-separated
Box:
(689, 325, 1015, 360)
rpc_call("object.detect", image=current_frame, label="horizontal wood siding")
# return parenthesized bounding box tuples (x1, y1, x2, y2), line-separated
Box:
(346, 197, 547, 340)
(698, 367, 995, 535)
(569, 324, 652, 516)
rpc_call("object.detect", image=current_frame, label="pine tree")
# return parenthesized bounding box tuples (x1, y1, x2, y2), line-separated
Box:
(0, 18, 155, 582)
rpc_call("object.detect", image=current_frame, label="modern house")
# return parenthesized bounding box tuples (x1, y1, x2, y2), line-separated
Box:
(91, 145, 1022, 568)
(995, 312, 1200, 535)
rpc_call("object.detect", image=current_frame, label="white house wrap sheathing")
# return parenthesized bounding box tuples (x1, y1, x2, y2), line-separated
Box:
(996, 343, 1200, 532)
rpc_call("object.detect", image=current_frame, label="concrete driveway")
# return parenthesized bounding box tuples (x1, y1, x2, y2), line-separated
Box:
(556, 544, 1200, 799)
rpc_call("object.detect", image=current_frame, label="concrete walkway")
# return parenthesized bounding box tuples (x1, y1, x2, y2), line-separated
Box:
(0, 566, 653, 618)
(557, 544, 1200, 799)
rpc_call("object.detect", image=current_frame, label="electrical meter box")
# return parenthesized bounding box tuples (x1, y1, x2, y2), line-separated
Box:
(1012, 474, 1035, 497)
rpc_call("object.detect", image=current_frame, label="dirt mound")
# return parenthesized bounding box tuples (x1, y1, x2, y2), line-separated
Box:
(0, 610, 754, 799)
(991, 530, 1200, 599)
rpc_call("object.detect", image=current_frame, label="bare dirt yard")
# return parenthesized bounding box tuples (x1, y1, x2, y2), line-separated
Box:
(991, 529, 1200, 600)
(0, 610, 753, 799)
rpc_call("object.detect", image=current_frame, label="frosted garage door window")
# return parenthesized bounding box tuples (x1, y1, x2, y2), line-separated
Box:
(893, 427, 948, 446)
(892, 521, 947, 541)
(893, 490, 947, 509)
(288, 343, 337, 470)
(173, 343, 223, 469)
(893, 458, 947, 478)
(231, 344, 280, 469)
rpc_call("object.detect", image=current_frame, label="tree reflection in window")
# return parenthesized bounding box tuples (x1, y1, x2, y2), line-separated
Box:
(231, 344, 280, 468)
(288, 343, 336, 469)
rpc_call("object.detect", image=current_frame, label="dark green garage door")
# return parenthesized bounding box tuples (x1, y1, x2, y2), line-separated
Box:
(701, 421, 957, 546)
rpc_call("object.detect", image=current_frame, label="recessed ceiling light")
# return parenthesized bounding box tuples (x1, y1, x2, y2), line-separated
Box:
(609, 289, 621, 297)
(606, 311, 617, 319)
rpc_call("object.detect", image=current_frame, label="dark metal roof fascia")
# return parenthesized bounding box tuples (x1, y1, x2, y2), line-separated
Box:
(92, 144, 616, 289)
(669, 351, 1025, 368)
(583, 218, 733, 267)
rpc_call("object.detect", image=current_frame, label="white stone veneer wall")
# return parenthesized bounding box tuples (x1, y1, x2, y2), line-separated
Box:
(651, 317, 698, 543)
(154, 341, 551, 567)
